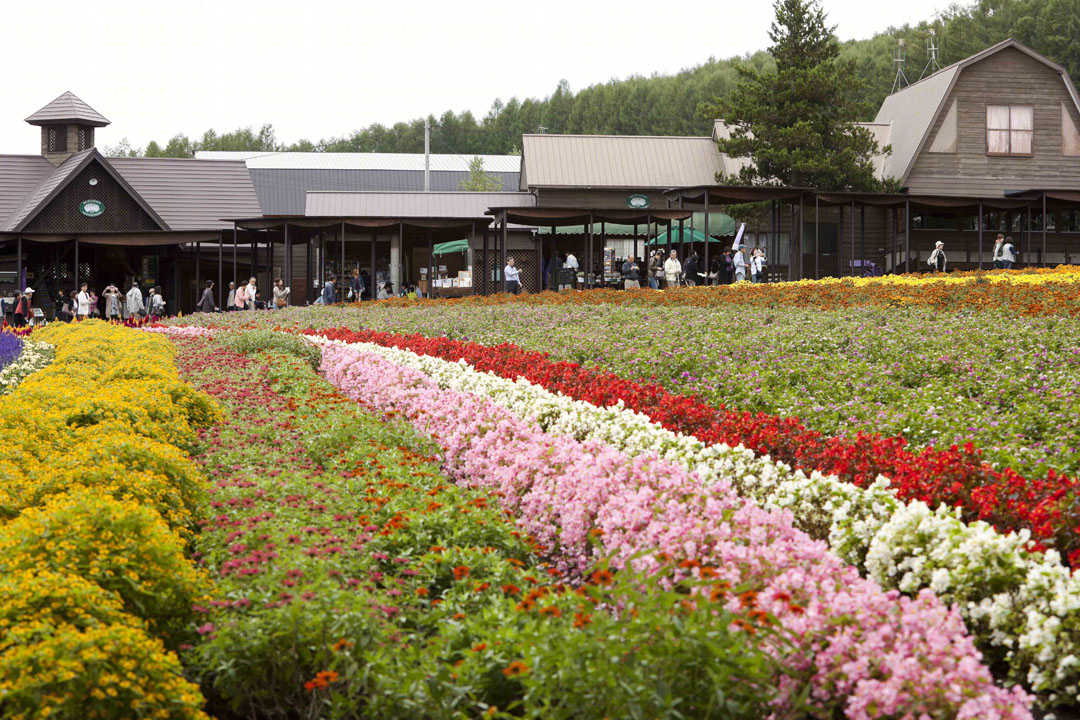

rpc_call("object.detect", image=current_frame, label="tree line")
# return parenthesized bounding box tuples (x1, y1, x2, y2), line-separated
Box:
(104, 0, 1079, 159)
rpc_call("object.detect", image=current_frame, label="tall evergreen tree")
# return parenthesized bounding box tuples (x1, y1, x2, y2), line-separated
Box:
(717, 0, 884, 190)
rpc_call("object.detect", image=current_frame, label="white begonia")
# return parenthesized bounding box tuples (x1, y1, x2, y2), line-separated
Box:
(308, 334, 1080, 706)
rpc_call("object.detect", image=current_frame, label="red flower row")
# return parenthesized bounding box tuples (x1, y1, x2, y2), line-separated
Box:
(307, 326, 1080, 567)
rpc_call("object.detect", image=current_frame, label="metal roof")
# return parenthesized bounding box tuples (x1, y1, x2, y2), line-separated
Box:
(305, 191, 535, 218)
(3, 149, 97, 230)
(108, 157, 263, 231)
(25, 91, 110, 127)
(852, 122, 894, 180)
(247, 167, 520, 215)
(0, 155, 53, 228)
(197, 151, 522, 173)
(871, 66, 959, 182)
(520, 134, 722, 189)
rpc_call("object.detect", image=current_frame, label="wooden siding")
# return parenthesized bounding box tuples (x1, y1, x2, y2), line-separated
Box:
(906, 47, 1080, 196)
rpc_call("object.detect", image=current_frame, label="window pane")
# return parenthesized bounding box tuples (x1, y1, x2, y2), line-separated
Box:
(987, 105, 1010, 130)
(988, 130, 1010, 153)
(1011, 106, 1033, 131)
(1012, 130, 1033, 154)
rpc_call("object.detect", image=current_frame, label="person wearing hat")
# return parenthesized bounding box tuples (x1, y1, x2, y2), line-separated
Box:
(13, 287, 33, 327)
(927, 241, 948, 273)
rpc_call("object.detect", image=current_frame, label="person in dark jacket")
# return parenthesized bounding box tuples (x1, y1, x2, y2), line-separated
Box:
(199, 280, 216, 313)
(683, 252, 702, 287)
(621, 255, 641, 289)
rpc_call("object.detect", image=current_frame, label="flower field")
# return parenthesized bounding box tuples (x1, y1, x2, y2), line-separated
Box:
(7, 271, 1080, 717)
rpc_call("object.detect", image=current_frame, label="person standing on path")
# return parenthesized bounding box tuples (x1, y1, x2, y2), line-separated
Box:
(273, 278, 290, 309)
(621, 255, 641, 290)
(233, 280, 249, 311)
(103, 284, 122, 321)
(504, 257, 521, 295)
(76, 283, 91, 321)
(199, 280, 216, 313)
(928, 241, 948, 273)
(125, 281, 145, 319)
(663, 250, 682, 289)
(732, 246, 747, 283)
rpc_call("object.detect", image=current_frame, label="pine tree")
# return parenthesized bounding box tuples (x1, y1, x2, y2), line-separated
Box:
(458, 157, 503, 192)
(717, 0, 885, 191)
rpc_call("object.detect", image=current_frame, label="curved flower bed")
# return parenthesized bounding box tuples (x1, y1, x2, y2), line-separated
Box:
(308, 333, 1080, 707)
(0, 322, 219, 719)
(305, 327, 1080, 567)
(318, 340, 1030, 718)
(0, 337, 53, 394)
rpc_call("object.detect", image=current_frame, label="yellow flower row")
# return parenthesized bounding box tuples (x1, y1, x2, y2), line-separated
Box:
(0, 322, 217, 720)
(778, 264, 1080, 290)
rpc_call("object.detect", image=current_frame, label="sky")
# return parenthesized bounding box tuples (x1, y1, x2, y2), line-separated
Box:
(0, 0, 956, 154)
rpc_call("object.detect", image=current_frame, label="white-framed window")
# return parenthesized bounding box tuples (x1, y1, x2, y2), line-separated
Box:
(986, 105, 1033, 155)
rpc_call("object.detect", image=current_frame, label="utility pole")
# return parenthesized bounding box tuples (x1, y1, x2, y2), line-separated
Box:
(424, 117, 431, 192)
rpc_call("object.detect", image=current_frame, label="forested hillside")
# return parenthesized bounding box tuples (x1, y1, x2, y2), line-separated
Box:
(107, 0, 1079, 157)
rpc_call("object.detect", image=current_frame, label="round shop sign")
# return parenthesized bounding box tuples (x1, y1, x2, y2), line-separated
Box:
(626, 194, 651, 209)
(79, 199, 104, 217)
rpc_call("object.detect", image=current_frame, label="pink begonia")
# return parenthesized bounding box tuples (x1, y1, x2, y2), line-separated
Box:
(141, 326, 216, 337)
(320, 344, 1031, 720)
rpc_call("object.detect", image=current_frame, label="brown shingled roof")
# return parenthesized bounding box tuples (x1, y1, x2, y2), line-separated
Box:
(25, 91, 110, 127)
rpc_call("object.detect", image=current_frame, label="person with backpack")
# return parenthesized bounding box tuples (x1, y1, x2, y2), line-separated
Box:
(126, 281, 145, 319)
(13, 288, 32, 328)
(927, 241, 948, 273)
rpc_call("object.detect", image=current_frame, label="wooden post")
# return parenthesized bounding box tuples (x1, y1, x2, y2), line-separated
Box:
(632, 223, 638, 272)
(797, 195, 803, 280)
(232, 224, 238, 289)
(470, 222, 478, 296)
(427, 232, 434, 299)
(850, 200, 856, 277)
(977, 201, 984, 270)
(217, 231, 223, 309)
(550, 225, 557, 290)
(195, 241, 201, 305)
(904, 198, 911, 274)
(340, 222, 346, 299)
(1043, 193, 1048, 267)
(250, 236, 255, 280)
(370, 230, 377, 300)
(814, 195, 820, 280)
(284, 224, 292, 304)
(860, 205, 866, 276)
(501, 211, 508, 293)
(74, 237, 79, 291)
(399, 221, 405, 295)
(586, 215, 593, 290)
(481, 225, 489, 295)
(703, 192, 710, 281)
(601, 222, 607, 284)
(16, 236, 22, 291)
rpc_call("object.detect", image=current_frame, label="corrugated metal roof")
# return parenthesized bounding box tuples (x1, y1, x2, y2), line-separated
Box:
(3, 149, 96, 230)
(872, 66, 959, 181)
(25, 91, 110, 127)
(108, 157, 263, 231)
(248, 168, 520, 215)
(520, 134, 722, 189)
(305, 191, 535, 218)
(0, 155, 53, 228)
(196, 151, 522, 173)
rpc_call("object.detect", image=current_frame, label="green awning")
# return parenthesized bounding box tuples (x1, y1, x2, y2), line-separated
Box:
(432, 239, 469, 256)
(535, 212, 737, 237)
(650, 226, 725, 245)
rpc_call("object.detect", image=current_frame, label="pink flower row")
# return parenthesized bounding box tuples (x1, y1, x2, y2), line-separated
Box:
(319, 344, 1029, 720)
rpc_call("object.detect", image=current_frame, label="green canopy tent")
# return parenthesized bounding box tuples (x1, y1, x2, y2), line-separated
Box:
(537, 213, 737, 238)
(650, 223, 734, 246)
(432, 239, 470, 256)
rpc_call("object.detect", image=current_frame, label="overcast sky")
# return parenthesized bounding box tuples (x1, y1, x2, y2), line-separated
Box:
(1, 0, 956, 154)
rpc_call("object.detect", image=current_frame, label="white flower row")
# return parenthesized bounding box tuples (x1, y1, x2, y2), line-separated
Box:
(0, 340, 54, 395)
(310, 334, 1079, 706)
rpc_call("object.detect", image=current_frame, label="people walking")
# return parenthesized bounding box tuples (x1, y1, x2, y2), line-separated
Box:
(348, 268, 364, 302)
(247, 277, 258, 310)
(648, 251, 662, 290)
(76, 283, 91, 321)
(234, 279, 249, 310)
(126, 281, 145, 319)
(621, 255, 641, 290)
(995, 236, 1017, 269)
(683, 252, 700, 287)
(321, 275, 336, 305)
(149, 286, 166, 317)
(663, 249, 682, 289)
(199, 280, 216, 313)
(273, 278, 290, 309)
(226, 281, 236, 311)
(732, 246, 747, 283)
(13, 288, 32, 327)
(103, 284, 123, 321)
(504, 257, 521, 295)
(928, 241, 948, 273)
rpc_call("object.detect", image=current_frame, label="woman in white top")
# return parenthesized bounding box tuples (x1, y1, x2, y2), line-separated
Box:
(504, 258, 522, 295)
(76, 283, 91, 320)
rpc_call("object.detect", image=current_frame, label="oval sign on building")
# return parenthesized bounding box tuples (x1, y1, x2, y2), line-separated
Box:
(626, 194, 651, 209)
(79, 199, 105, 217)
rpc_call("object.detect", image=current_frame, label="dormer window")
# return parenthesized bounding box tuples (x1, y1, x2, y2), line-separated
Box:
(47, 125, 67, 153)
(987, 105, 1033, 156)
